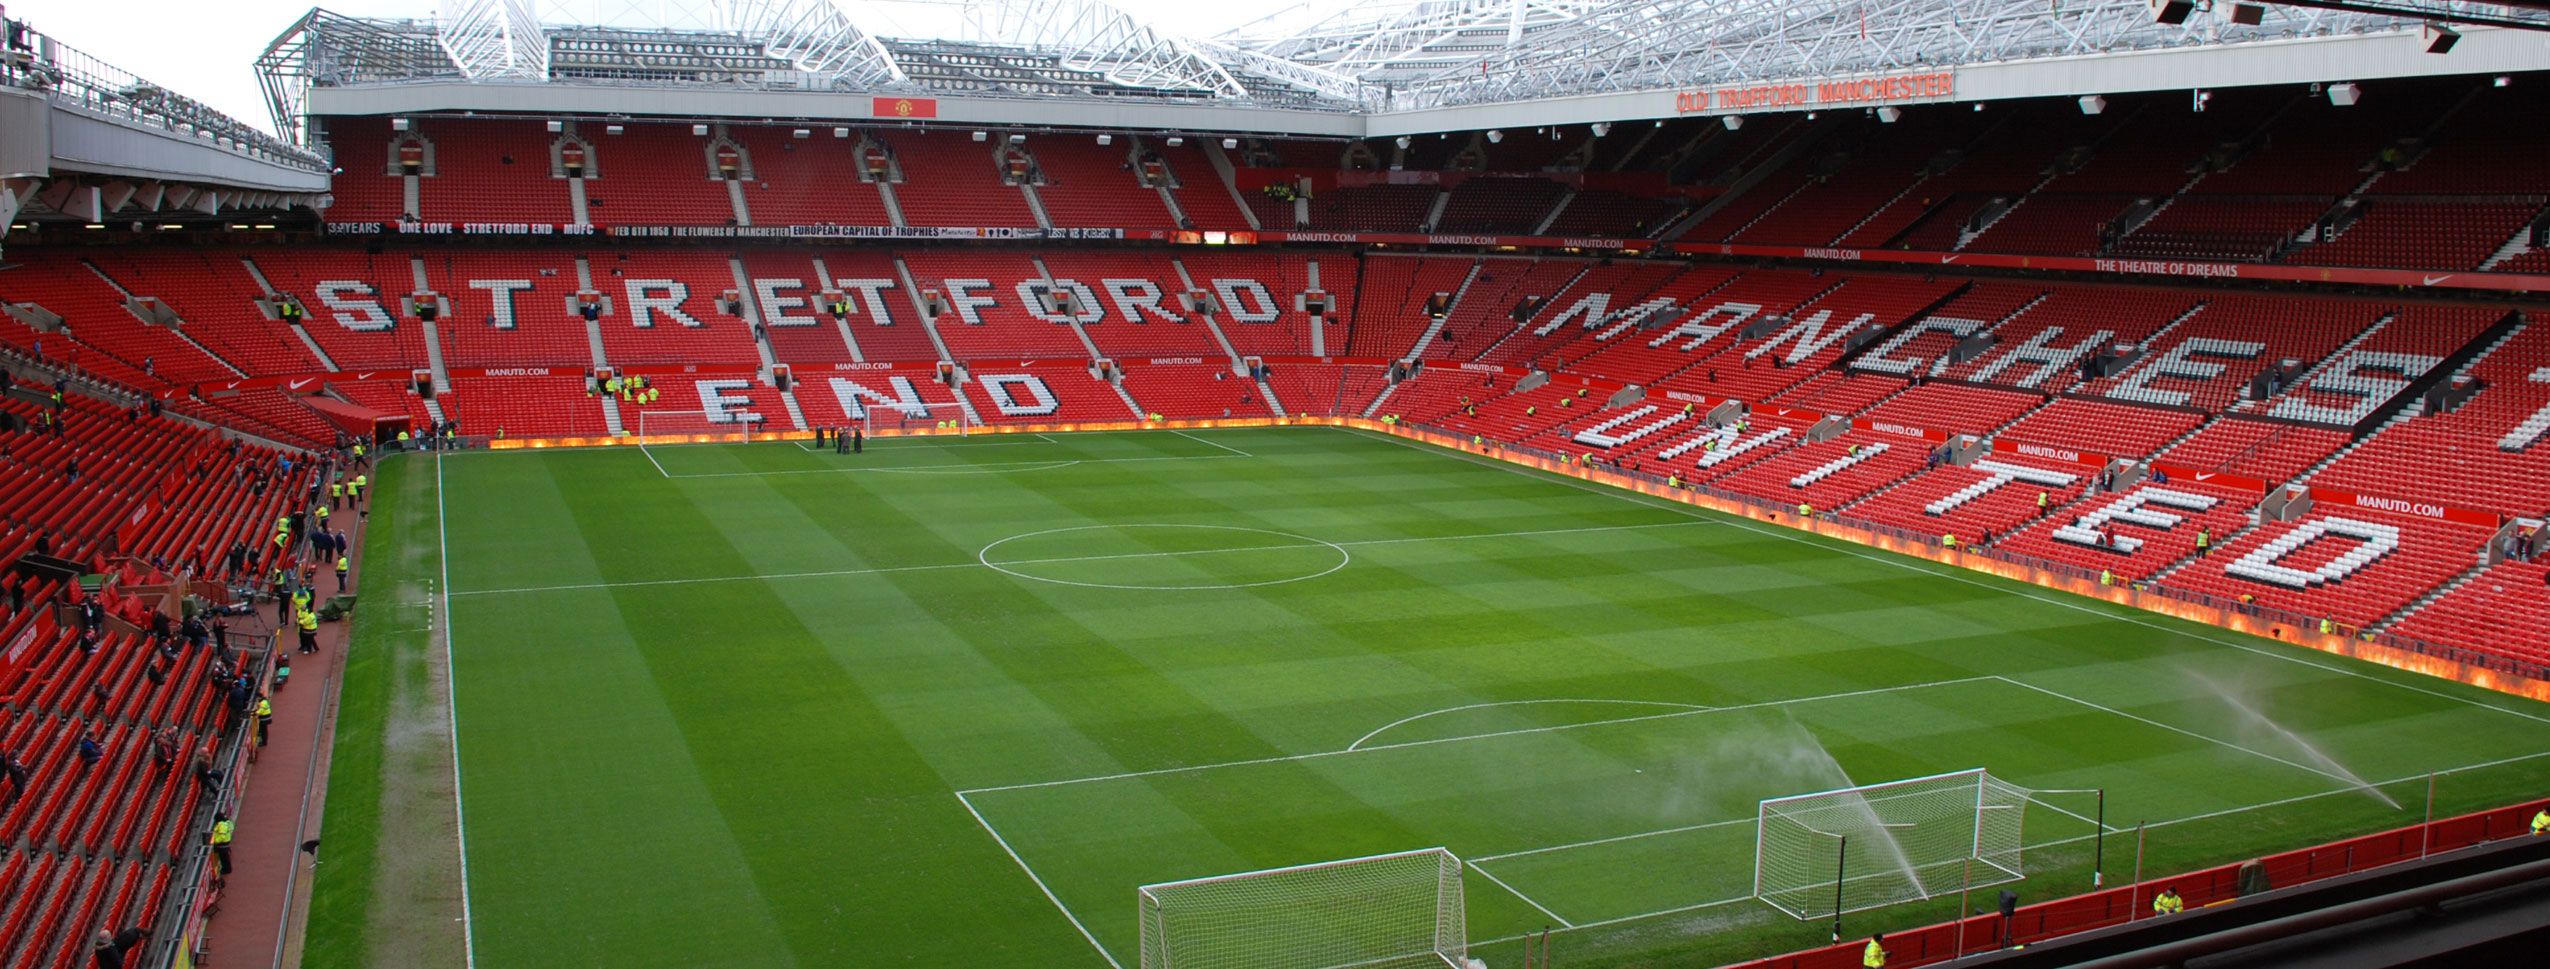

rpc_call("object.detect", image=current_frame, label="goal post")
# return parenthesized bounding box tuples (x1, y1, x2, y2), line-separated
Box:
(1753, 768, 2033, 921)
(633, 409, 759, 445)
(853, 401, 978, 438)
(1138, 847, 1469, 969)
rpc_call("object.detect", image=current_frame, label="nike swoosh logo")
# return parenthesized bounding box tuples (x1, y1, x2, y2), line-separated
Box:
(2420, 275, 2451, 286)
(1939, 256, 1960, 265)
(289, 379, 312, 390)
(2195, 473, 2215, 480)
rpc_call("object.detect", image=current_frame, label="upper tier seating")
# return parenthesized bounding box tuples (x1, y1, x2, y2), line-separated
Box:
(730, 127, 893, 228)
(883, 134, 1039, 228)
(414, 120, 576, 226)
(1545, 190, 1684, 238)
(318, 117, 407, 223)
(1313, 185, 1437, 232)
(1030, 140, 1180, 230)
(1150, 141, 1253, 232)
(1435, 178, 1569, 234)
(585, 125, 736, 227)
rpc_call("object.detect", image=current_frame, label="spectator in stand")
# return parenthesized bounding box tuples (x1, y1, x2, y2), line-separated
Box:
(153, 726, 179, 767)
(75, 731, 102, 767)
(1, 750, 28, 803)
(92, 930, 121, 969)
(192, 741, 221, 795)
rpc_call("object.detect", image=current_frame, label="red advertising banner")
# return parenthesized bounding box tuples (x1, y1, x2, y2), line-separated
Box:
(1990, 439, 2109, 468)
(2306, 486, 2502, 526)
(1241, 232, 2550, 294)
(1853, 417, 1947, 442)
(872, 96, 938, 119)
(2146, 464, 2273, 494)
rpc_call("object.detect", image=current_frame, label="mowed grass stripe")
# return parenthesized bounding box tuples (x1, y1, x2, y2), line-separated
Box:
(315, 428, 2550, 969)
(442, 456, 800, 968)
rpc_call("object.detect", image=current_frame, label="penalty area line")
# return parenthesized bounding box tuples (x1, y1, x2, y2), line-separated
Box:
(1467, 860, 1575, 928)
(954, 791, 1126, 969)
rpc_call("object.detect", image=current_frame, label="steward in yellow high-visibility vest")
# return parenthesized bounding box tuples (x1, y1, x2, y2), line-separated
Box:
(2532, 808, 2548, 835)
(2319, 617, 2334, 635)
(2153, 887, 2185, 915)
(1942, 534, 1958, 550)
(2101, 569, 2116, 587)
(208, 813, 235, 876)
(2037, 490, 2049, 510)
(1863, 934, 1887, 968)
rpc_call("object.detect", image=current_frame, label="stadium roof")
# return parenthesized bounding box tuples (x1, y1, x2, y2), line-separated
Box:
(257, 0, 2550, 145)
(1232, 0, 2550, 109)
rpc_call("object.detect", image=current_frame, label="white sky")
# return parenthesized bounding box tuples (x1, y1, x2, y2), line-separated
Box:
(2, 0, 1313, 135)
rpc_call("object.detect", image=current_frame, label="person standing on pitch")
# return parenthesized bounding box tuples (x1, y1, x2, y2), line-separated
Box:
(852, 425, 863, 453)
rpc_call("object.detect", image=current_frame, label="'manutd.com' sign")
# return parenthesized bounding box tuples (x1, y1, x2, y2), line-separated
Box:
(1673, 70, 1956, 115)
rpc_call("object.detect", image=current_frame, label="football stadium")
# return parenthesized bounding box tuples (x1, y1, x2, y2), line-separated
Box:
(1, 0, 2549, 967)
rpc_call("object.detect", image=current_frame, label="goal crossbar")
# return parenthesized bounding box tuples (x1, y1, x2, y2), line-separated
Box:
(1138, 847, 1467, 969)
(633, 409, 761, 445)
(1755, 768, 2038, 921)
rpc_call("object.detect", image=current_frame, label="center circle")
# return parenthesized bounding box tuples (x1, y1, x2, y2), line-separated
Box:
(976, 524, 1351, 591)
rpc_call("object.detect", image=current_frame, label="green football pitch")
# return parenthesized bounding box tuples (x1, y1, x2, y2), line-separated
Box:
(303, 426, 2550, 969)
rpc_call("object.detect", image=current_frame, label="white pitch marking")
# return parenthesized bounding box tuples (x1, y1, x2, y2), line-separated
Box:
(1344, 428, 2550, 728)
(452, 520, 1710, 597)
(1991, 675, 2375, 789)
(957, 677, 1997, 796)
(1348, 698, 1717, 752)
(1468, 860, 1575, 927)
(954, 791, 1126, 969)
(434, 453, 481, 969)
(1170, 428, 1255, 457)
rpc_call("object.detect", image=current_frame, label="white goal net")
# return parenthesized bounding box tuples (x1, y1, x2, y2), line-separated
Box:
(853, 401, 978, 437)
(1138, 847, 1468, 969)
(634, 409, 760, 444)
(1754, 768, 2030, 920)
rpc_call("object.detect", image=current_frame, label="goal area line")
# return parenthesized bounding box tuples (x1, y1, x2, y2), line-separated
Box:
(953, 675, 2550, 969)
